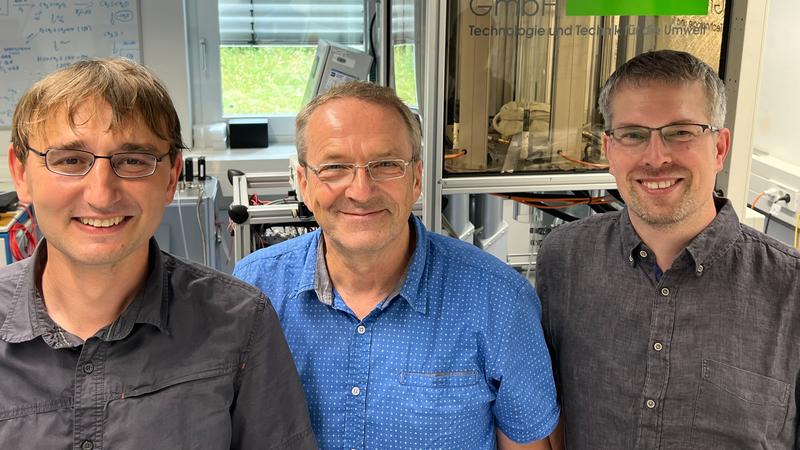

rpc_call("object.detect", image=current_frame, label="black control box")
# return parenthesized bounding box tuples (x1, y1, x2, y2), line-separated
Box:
(228, 118, 269, 148)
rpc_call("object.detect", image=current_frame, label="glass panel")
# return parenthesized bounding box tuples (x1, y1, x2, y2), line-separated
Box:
(218, 0, 366, 115)
(443, 1, 726, 175)
(392, 0, 419, 107)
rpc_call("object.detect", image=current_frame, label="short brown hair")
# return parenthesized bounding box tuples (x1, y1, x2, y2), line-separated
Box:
(11, 57, 185, 164)
(295, 81, 421, 164)
(598, 50, 726, 129)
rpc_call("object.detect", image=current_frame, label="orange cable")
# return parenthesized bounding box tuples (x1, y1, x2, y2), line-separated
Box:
(444, 149, 468, 160)
(751, 191, 766, 211)
(557, 150, 609, 169)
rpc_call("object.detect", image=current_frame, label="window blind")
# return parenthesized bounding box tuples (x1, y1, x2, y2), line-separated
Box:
(219, 0, 414, 46)
(219, 0, 365, 46)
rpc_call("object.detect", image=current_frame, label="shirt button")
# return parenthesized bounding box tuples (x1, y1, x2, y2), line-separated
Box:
(356, 325, 366, 335)
(653, 342, 663, 351)
(639, 250, 648, 258)
(351, 386, 361, 396)
(83, 363, 94, 374)
(81, 440, 94, 450)
(628, 255, 634, 262)
(696, 264, 704, 273)
(646, 399, 656, 409)
(661, 287, 670, 296)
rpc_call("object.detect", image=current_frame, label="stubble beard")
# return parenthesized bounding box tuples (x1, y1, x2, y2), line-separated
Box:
(624, 173, 701, 229)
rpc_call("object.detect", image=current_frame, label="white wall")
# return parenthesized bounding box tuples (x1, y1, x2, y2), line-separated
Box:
(748, 0, 800, 231)
(753, 0, 800, 162)
(0, 0, 191, 187)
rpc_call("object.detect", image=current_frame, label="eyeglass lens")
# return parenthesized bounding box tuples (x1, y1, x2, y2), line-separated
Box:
(314, 160, 409, 184)
(45, 149, 159, 177)
(611, 124, 710, 147)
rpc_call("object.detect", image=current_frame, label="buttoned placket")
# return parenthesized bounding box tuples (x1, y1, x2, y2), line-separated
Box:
(73, 338, 107, 450)
(634, 248, 683, 448)
(345, 312, 374, 450)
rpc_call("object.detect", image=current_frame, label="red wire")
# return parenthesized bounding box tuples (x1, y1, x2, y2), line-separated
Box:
(8, 205, 37, 262)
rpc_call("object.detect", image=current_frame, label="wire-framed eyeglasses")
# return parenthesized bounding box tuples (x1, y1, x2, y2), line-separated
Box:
(28, 147, 170, 178)
(304, 159, 416, 186)
(605, 123, 719, 148)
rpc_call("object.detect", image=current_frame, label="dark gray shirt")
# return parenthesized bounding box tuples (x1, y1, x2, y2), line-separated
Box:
(538, 197, 800, 449)
(0, 239, 315, 449)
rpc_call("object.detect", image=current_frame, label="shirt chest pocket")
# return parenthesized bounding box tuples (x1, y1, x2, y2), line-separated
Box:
(691, 359, 791, 448)
(397, 370, 492, 412)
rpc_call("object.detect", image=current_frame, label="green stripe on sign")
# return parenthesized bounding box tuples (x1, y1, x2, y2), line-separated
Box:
(567, 0, 708, 16)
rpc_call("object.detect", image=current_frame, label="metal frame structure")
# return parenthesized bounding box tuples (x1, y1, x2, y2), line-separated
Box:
(230, 172, 302, 261)
(421, 0, 767, 234)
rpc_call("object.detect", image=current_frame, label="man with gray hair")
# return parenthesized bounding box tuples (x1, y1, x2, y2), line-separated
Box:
(537, 49, 800, 448)
(235, 81, 561, 449)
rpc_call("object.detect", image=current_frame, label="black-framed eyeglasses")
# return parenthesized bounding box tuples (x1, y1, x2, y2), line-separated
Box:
(604, 123, 719, 148)
(28, 147, 170, 178)
(304, 159, 416, 186)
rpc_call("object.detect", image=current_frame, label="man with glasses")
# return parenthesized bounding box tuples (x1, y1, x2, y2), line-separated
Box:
(0, 58, 314, 448)
(537, 49, 800, 448)
(235, 82, 561, 449)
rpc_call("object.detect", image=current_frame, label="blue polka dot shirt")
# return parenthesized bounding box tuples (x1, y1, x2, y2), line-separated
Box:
(234, 217, 559, 449)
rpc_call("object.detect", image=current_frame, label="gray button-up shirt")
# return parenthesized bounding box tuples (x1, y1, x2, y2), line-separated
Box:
(0, 239, 315, 449)
(538, 197, 800, 449)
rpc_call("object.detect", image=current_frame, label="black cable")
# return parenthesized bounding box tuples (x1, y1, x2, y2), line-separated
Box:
(764, 214, 772, 235)
(528, 203, 580, 222)
(573, 191, 613, 214)
(594, 201, 619, 213)
(608, 189, 625, 204)
(588, 203, 614, 214)
(507, 192, 589, 200)
(368, 10, 377, 79)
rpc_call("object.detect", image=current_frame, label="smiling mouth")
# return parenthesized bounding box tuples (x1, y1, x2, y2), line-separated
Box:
(640, 179, 679, 190)
(78, 216, 126, 228)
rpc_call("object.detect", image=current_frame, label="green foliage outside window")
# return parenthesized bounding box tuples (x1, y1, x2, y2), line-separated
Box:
(220, 45, 417, 116)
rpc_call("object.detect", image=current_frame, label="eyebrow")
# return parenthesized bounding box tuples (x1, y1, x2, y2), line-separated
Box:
(47, 140, 87, 151)
(316, 149, 406, 162)
(119, 143, 161, 153)
(613, 119, 702, 128)
(46, 141, 161, 154)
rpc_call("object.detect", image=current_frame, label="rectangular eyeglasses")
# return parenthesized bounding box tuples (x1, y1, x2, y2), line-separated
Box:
(604, 123, 719, 148)
(28, 147, 170, 178)
(304, 159, 415, 186)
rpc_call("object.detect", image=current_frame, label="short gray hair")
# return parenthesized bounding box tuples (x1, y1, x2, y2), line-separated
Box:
(598, 50, 726, 129)
(295, 81, 421, 164)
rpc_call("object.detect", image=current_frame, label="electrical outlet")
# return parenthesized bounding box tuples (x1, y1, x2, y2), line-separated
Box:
(768, 181, 800, 214)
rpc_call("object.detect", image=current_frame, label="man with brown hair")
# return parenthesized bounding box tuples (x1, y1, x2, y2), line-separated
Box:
(0, 57, 315, 448)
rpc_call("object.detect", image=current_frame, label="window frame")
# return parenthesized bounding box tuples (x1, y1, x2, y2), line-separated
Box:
(185, 0, 423, 148)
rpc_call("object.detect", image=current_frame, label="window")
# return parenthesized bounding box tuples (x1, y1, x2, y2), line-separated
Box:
(186, 0, 422, 143)
(218, 0, 366, 115)
(391, 0, 420, 108)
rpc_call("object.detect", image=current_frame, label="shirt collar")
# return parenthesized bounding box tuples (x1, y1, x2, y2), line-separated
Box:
(306, 215, 429, 315)
(0, 237, 168, 347)
(683, 197, 741, 273)
(621, 196, 740, 275)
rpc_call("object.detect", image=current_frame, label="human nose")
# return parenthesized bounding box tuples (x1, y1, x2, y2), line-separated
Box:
(83, 157, 122, 208)
(344, 164, 376, 201)
(640, 129, 673, 167)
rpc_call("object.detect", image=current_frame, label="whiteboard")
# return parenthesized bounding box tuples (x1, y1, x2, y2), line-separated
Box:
(0, 0, 141, 127)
